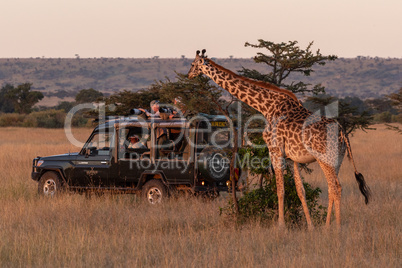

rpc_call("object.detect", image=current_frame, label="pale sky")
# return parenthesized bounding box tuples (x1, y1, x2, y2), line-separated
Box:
(1, 0, 401, 58)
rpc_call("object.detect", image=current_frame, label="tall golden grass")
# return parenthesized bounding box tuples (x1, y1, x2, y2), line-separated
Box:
(0, 125, 400, 267)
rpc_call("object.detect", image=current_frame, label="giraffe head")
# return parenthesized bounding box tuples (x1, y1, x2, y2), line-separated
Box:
(188, 49, 208, 79)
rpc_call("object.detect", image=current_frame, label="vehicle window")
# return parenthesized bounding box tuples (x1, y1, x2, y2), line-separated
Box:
(87, 132, 112, 155)
(120, 127, 150, 159)
(156, 127, 187, 160)
(211, 128, 231, 147)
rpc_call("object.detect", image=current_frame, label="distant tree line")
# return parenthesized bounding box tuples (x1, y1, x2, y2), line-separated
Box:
(0, 86, 103, 128)
(0, 82, 400, 128)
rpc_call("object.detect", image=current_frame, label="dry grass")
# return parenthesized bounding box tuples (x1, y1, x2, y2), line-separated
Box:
(0, 125, 400, 267)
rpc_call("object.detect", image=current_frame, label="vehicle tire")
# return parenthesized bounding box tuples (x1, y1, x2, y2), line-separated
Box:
(38, 171, 64, 197)
(142, 179, 168, 204)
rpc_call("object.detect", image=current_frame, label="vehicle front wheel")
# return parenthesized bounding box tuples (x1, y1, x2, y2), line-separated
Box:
(38, 171, 64, 197)
(142, 179, 168, 204)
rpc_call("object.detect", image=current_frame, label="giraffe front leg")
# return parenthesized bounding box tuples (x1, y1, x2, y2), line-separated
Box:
(293, 162, 314, 230)
(270, 151, 286, 228)
(326, 193, 334, 227)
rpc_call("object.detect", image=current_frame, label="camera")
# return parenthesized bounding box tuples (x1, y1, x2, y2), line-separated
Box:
(129, 108, 144, 115)
(159, 107, 172, 113)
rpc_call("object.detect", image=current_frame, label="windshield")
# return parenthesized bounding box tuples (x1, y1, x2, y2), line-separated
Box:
(83, 131, 114, 156)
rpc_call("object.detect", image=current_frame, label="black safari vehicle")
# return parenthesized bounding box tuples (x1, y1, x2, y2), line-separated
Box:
(32, 114, 237, 204)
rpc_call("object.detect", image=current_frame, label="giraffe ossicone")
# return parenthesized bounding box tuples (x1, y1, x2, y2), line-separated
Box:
(188, 49, 371, 229)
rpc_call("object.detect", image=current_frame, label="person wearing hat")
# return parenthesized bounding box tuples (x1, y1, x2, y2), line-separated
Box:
(128, 135, 146, 149)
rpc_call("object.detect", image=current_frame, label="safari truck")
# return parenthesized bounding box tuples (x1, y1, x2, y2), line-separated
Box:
(31, 114, 237, 204)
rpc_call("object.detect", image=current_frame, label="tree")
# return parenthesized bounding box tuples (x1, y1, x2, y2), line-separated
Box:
(75, 88, 103, 104)
(304, 95, 373, 135)
(385, 88, 402, 133)
(0, 84, 16, 113)
(240, 40, 337, 95)
(388, 87, 402, 113)
(100, 73, 223, 116)
(54, 101, 75, 112)
(102, 89, 160, 116)
(4, 83, 44, 114)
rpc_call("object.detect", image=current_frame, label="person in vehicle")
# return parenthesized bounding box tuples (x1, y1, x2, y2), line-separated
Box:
(169, 97, 187, 119)
(128, 135, 146, 149)
(139, 100, 161, 117)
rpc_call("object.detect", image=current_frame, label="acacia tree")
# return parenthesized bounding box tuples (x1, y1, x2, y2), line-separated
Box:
(4, 83, 44, 114)
(240, 40, 337, 95)
(385, 87, 402, 133)
(75, 88, 104, 104)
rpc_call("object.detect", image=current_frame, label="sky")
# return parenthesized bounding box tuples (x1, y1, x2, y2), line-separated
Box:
(0, 0, 401, 59)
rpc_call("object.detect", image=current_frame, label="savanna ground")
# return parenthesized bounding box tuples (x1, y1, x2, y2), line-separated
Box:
(0, 125, 400, 267)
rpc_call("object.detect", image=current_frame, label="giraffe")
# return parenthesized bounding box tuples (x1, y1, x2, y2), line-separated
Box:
(188, 49, 371, 229)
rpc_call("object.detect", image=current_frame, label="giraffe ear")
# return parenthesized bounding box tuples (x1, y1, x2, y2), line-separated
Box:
(201, 49, 206, 57)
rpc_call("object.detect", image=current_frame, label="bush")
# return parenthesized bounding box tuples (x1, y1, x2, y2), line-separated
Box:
(0, 113, 26, 127)
(373, 111, 392, 123)
(24, 110, 66, 128)
(221, 168, 327, 227)
(391, 114, 402, 124)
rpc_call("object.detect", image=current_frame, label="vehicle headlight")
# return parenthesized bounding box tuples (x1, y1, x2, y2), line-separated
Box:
(37, 160, 44, 167)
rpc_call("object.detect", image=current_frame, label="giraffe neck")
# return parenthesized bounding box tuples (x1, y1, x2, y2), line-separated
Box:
(200, 59, 300, 117)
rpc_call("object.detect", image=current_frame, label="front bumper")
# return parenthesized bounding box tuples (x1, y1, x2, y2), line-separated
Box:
(31, 157, 41, 181)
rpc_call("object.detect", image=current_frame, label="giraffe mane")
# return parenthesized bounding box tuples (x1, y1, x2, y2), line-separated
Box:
(207, 59, 300, 103)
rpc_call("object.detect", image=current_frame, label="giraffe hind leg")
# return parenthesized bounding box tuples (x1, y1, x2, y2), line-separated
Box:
(318, 160, 342, 227)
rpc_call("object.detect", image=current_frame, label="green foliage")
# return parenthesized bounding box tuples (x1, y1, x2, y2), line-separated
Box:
(221, 173, 326, 227)
(240, 40, 337, 95)
(0, 58, 400, 100)
(391, 114, 402, 124)
(364, 97, 398, 115)
(238, 136, 270, 176)
(54, 101, 76, 112)
(304, 95, 374, 135)
(373, 111, 392, 123)
(102, 89, 160, 116)
(75, 88, 103, 104)
(0, 113, 26, 126)
(232, 135, 326, 226)
(157, 73, 223, 115)
(3, 83, 44, 114)
(100, 73, 223, 116)
(387, 87, 402, 113)
(26, 110, 66, 128)
(0, 110, 88, 128)
(0, 84, 16, 113)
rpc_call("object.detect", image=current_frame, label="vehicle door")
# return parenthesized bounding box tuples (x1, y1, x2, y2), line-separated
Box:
(70, 130, 114, 187)
(116, 126, 152, 187)
(154, 126, 193, 184)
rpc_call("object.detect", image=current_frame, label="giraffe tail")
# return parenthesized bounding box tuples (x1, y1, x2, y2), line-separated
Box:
(342, 131, 372, 205)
